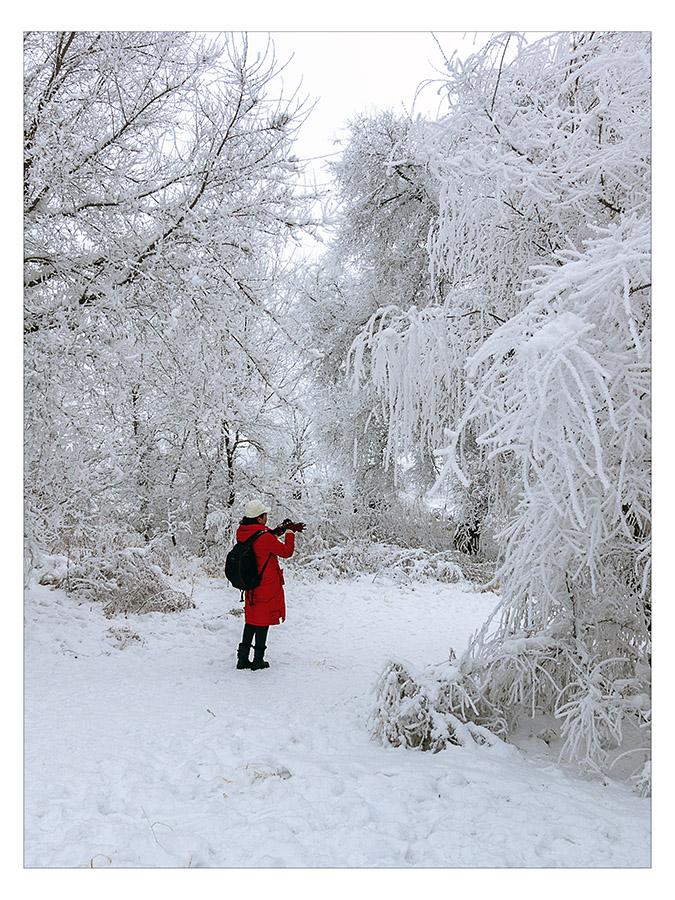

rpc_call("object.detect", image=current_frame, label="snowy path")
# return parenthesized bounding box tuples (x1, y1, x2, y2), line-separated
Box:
(24, 572, 650, 868)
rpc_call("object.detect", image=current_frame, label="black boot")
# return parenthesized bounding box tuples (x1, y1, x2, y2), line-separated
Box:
(251, 644, 270, 670)
(237, 642, 253, 669)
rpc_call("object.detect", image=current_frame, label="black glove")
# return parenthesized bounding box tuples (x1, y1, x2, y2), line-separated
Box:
(271, 518, 294, 535)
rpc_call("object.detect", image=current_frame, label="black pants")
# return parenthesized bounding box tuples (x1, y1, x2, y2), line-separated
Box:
(242, 622, 269, 649)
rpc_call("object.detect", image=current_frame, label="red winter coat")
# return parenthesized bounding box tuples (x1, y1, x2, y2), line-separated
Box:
(236, 523, 295, 626)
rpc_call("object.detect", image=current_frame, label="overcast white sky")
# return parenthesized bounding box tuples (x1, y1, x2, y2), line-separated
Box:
(241, 30, 502, 258)
(252, 31, 493, 185)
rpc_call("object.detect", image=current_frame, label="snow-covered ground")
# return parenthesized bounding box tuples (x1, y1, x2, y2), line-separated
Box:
(24, 569, 650, 868)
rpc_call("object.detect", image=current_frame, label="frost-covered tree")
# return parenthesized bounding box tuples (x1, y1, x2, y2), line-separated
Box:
(305, 112, 444, 536)
(24, 31, 316, 565)
(353, 32, 651, 779)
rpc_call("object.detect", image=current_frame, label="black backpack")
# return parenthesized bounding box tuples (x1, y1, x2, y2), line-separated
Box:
(225, 530, 272, 595)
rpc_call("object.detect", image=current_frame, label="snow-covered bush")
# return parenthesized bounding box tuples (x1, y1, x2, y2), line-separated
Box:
(36, 545, 192, 618)
(371, 660, 510, 753)
(629, 760, 651, 799)
(296, 540, 483, 586)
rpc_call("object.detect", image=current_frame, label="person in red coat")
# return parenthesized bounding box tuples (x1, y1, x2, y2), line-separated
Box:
(236, 499, 298, 670)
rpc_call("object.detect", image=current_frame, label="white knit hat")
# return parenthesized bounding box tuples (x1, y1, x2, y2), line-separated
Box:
(244, 499, 271, 518)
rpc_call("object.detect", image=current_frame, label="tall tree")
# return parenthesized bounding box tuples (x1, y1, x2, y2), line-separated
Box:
(24, 31, 316, 557)
(305, 112, 441, 532)
(351, 32, 651, 776)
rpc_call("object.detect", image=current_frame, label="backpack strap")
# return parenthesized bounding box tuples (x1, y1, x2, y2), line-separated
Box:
(250, 530, 273, 576)
(258, 552, 272, 579)
(242, 529, 267, 547)
(244, 530, 272, 606)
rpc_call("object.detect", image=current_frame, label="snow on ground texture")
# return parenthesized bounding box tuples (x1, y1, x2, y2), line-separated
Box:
(24, 572, 650, 868)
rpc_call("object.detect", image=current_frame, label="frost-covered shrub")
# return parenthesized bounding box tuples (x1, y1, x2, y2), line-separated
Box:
(199, 544, 230, 578)
(373, 641, 650, 784)
(373, 614, 650, 784)
(295, 542, 377, 581)
(36, 545, 192, 618)
(447, 592, 651, 779)
(629, 761, 651, 799)
(554, 658, 651, 776)
(372, 546, 464, 585)
(296, 540, 481, 585)
(371, 660, 508, 753)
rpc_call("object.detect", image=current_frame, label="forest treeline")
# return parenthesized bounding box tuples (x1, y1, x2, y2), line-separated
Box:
(24, 31, 651, 785)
